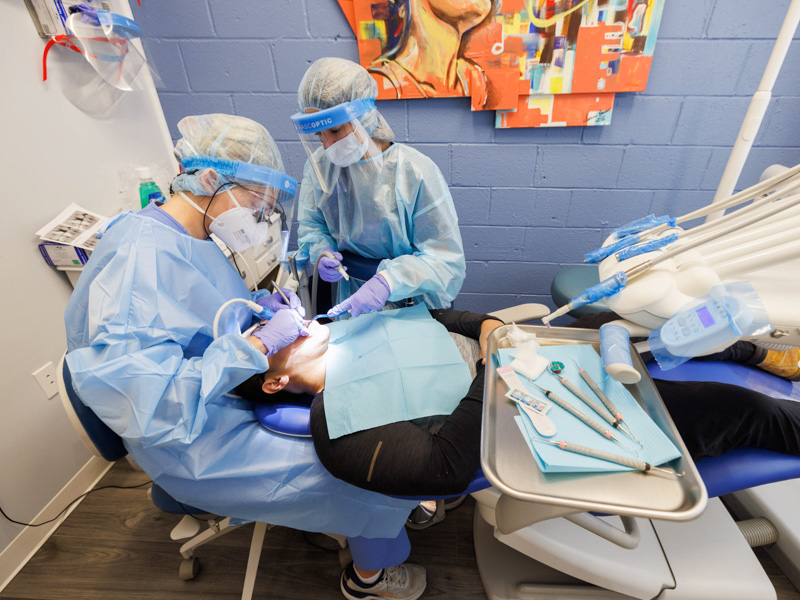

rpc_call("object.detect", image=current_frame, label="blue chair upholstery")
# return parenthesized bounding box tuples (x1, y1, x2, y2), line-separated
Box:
(550, 265, 611, 318)
(61, 358, 213, 514)
(254, 395, 314, 437)
(647, 359, 800, 498)
(254, 402, 491, 498)
(61, 358, 127, 463)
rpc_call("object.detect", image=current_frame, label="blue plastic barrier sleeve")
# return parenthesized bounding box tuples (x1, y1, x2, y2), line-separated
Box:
(584, 234, 640, 264)
(616, 233, 679, 262)
(600, 324, 634, 370)
(572, 272, 627, 308)
(613, 215, 673, 239)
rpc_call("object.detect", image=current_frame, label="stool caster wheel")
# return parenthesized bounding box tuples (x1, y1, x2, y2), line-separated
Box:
(179, 556, 200, 580)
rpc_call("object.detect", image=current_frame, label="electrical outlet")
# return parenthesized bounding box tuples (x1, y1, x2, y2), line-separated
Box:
(32, 362, 59, 399)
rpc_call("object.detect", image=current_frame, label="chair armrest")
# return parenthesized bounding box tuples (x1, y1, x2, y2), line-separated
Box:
(489, 303, 550, 324)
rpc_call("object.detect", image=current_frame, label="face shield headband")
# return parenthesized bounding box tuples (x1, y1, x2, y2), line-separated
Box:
(179, 157, 298, 256)
(290, 98, 382, 194)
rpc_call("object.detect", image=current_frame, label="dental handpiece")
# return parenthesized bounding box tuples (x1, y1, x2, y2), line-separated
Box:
(319, 250, 350, 281)
(535, 438, 679, 476)
(534, 385, 635, 453)
(555, 372, 641, 446)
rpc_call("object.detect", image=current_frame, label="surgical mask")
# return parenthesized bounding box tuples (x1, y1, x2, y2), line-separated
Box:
(324, 131, 370, 167)
(180, 190, 270, 252)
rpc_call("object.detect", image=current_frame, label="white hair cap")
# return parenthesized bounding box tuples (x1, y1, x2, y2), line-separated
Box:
(172, 113, 285, 195)
(297, 57, 395, 142)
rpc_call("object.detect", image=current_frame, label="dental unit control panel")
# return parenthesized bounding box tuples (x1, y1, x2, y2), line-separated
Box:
(660, 296, 752, 358)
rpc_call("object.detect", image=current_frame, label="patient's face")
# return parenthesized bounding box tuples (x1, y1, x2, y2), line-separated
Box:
(273, 319, 331, 369)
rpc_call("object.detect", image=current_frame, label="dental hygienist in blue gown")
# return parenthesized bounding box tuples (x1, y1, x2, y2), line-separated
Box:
(64, 115, 417, 561)
(292, 57, 466, 319)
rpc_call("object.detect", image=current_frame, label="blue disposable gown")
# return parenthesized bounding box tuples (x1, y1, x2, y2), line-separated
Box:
(64, 212, 415, 537)
(297, 143, 466, 308)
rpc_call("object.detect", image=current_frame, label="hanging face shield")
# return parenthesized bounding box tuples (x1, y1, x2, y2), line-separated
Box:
(290, 98, 384, 194)
(180, 157, 298, 255)
(42, 7, 161, 116)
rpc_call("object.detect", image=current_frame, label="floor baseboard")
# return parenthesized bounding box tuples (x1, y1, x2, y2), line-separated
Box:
(0, 455, 112, 592)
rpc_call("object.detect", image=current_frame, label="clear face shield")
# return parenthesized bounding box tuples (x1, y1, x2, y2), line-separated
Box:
(290, 98, 384, 194)
(45, 10, 161, 116)
(219, 163, 297, 260)
(219, 162, 299, 257)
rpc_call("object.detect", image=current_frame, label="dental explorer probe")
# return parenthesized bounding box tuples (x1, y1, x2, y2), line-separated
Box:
(533, 385, 635, 453)
(570, 358, 641, 440)
(271, 281, 292, 305)
(552, 367, 641, 446)
(532, 437, 680, 477)
(569, 358, 643, 444)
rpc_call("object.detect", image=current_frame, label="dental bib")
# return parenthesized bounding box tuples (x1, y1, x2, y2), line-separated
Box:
(323, 304, 472, 439)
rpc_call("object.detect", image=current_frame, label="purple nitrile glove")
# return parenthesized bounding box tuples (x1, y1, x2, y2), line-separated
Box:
(318, 250, 347, 283)
(252, 309, 309, 357)
(328, 274, 391, 319)
(255, 288, 305, 317)
(73, 4, 101, 25)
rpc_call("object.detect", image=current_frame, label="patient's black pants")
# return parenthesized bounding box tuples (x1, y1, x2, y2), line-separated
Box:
(310, 361, 486, 497)
(311, 343, 800, 498)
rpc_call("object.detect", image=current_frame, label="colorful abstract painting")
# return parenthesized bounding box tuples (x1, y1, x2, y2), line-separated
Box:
(340, 0, 664, 128)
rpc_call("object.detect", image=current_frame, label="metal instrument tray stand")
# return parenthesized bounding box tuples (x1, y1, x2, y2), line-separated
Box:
(481, 325, 707, 521)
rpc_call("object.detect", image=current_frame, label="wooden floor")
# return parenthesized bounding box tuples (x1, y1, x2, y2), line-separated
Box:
(3, 460, 799, 600)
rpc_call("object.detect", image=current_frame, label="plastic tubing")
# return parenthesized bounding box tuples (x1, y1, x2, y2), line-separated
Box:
(615, 233, 679, 262)
(213, 298, 273, 340)
(714, 239, 800, 279)
(627, 164, 800, 244)
(584, 234, 640, 264)
(645, 193, 800, 272)
(611, 215, 675, 239)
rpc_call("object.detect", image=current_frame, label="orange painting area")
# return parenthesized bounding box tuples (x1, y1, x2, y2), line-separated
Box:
(338, 0, 667, 127)
(472, 68, 520, 111)
(497, 93, 615, 128)
(337, 0, 357, 34)
(571, 24, 653, 93)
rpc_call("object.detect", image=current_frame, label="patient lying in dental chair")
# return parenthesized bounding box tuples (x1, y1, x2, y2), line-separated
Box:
(237, 307, 503, 497)
(238, 307, 800, 499)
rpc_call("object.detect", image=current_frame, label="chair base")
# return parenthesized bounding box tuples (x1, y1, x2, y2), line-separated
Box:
(473, 493, 776, 600)
(726, 479, 800, 594)
(176, 517, 269, 600)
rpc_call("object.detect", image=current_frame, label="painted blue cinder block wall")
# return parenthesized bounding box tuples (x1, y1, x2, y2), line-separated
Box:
(131, 0, 800, 315)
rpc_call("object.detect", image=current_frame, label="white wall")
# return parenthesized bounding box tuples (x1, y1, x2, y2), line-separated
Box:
(0, 0, 175, 583)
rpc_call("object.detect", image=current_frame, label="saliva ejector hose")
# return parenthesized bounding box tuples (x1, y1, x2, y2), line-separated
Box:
(213, 298, 274, 339)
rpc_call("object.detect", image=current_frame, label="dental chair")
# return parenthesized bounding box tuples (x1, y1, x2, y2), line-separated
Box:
(537, 264, 800, 598)
(470, 357, 800, 600)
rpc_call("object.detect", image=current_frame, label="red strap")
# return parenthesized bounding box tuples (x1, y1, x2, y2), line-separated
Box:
(42, 34, 123, 81)
(43, 35, 85, 81)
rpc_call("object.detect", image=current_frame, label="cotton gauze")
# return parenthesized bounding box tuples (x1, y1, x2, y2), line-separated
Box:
(510, 341, 549, 380)
(506, 322, 539, 347)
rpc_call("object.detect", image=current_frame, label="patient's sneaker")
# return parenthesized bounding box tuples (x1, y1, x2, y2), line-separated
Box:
(757, 348, 800, 381)
(341, 562, 426, 600)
